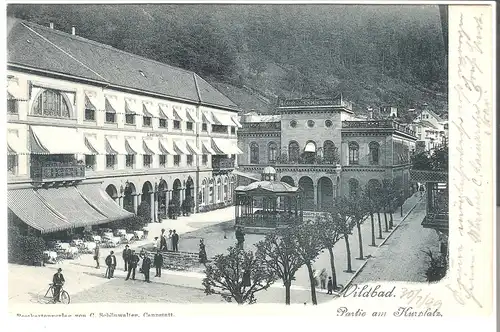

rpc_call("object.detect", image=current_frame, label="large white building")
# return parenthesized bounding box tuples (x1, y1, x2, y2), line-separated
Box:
(411, 109, 448, 151)
(7, 18, 242, 235)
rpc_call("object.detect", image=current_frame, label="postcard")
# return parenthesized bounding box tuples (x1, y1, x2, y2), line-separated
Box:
(3, 1, 496, 329)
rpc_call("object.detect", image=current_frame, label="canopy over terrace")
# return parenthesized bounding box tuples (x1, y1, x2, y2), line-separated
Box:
(234, 167, 303, 232)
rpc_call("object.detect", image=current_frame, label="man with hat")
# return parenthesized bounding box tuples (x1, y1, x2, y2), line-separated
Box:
(126, 250, 140, 281)
(52, 268, 65, 303)
(105, 251, 117, 279)
(122, 245, 131, 272)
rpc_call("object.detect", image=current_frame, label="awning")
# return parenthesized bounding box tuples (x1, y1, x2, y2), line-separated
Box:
(158, 104, 171, 119)
(7, 184, 130, 234)
(202, 111, 215, 124)
(84, 91, 101, 111)
(173, 139, 191, 155)
(143, 138, 162, 155)
(30, 126, 90, 155)
(201, 141, 217, 155)
(304, 142, 316, 153)
(125, 100, 139, 115)
(105, 136, 127, 155)
(75, 184, 134, 221)
(85, 136, 106, 155)
(212, 112, 236, 126)
(159, 138, 177, 155)
(142, 102, 157, 118)
(125, 137, 145, 155)
(172, 106, 188, 121)
(212, 138, 243, 155)
(7, 131, 28, 155)
(186, 140, 201, 155)
(231, 116, 243, 128)
(104, 96, 119, 113)
(186, 108, 199, 123)
(232, 169, 260, 182)
(7, 84, 27, 101)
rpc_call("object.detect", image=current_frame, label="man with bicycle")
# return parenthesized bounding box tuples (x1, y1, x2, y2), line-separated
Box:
(52, 268, 65, 303)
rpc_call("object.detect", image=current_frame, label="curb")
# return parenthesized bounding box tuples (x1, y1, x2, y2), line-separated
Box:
(333, 259, 369, 297)
(377, 199, 420, 248)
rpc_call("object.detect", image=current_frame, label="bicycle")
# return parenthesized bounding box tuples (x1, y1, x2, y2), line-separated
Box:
(44, 283, 70, 304)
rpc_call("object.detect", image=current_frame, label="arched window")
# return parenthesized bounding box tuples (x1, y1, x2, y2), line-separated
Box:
(201, 179, 207, 205)
(217, 178, 222, 202)
(349, 178, 359, 198)
(369, 142, 380, 165)
(349, 142, 359, 165)
(268, 142, 278, 163)
(224, 177, 228, 201)
(288, 141, 300, 163)
(209, 179, 214, 204)
(250, 142, 259, 164)
(32, 89, 72, 118)
(323, 140, 337, 164)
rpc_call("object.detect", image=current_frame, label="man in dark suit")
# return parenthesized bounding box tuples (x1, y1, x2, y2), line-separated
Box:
(154, 250, 163, 277)
(125, 250, 140, 281)
(105, 251, 117, 279)
(172, 230, 179, 252)
(52, 268, 65, 303)
(122, 245, 131, 272)
(142, 253, 152, 282)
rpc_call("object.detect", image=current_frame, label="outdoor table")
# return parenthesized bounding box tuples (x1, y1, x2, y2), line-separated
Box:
(57, 243, 71, 250)
(117, 229, 127, 236)
(103, 232, 114, 239)
(123, 233, 135, 242)
(84, 241, 97, 251)
(72, 239, 84, 246)
(134, 230, 144, 239)
(92, 235, 101, 243)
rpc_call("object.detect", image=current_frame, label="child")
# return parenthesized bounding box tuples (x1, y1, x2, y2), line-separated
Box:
(327, 277, 333, 295)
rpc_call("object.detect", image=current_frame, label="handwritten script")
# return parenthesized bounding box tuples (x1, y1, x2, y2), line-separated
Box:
(448, 10, 491, 309)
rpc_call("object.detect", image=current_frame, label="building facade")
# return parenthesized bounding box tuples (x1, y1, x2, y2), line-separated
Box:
(237, 97, 417, 211)
(410, 109, 448, 151)
(7, 18, 241, 235)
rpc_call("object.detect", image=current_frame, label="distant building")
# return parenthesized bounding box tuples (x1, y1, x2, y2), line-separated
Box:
(410, 108, 448, 151)
(237, 97, 417, 211)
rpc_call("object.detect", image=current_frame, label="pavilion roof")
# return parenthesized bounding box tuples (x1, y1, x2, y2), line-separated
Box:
(235, 181, 300, 195)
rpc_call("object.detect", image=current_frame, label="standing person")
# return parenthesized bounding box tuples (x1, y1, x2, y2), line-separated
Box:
(235, 227, 245, 249)
(327, 277, 333, 295)
(52, 268, 65, 303)
(142, 253, 152, 282)
(319, 268, 327, 290)
(93, 244, 100, 269)
(160, 229, 167, 251)
(199, 239, 207, 264)
(419, 183, 425, 198)
(122, 245, 131, 272)
(172, 230, 179, 252)
(168, 230, 173, 251)
(154, 250, 163, 277)
(105, 251, 117, 279)
(125, 250, 139, 281)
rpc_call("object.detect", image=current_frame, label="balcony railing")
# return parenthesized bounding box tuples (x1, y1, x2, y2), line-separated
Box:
(236, 213, 302, 228)
(212, 158, 235, 170)
(342, 120, 416, 136)
(277, 97, 353, 110)
(31, 163, 86, 182)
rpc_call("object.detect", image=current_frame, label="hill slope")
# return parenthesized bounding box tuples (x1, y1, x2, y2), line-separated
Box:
(7, 4, 448, 114)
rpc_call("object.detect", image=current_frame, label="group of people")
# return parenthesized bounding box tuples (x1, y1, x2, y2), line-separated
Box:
(120, 246, 164, 282)
(156, 229, 180, 252)
(317, 268, 336, 295)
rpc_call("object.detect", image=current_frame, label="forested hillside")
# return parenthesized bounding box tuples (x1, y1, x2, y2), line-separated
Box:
(7, 4, 448, 114)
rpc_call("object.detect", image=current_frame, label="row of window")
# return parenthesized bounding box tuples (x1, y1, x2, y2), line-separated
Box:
(348, 142, 380, 165)
(86, 154, 210, 170)
(289, 119, 333, 128)
(248, 140, 340, 164)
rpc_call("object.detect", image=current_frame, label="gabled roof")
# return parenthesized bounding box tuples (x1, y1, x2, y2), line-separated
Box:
(7, 17, 238, 111)
(416, 120, 438, 129)
(423, 109, 444, 122)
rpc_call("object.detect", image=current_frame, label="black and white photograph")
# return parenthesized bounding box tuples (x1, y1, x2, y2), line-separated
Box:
(4, 1, 493, 316)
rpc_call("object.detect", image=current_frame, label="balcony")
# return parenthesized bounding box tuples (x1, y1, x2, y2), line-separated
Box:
(212, 157, 235, 175)
(31, 163, 86, 183)
(277, 96, 353, 111)
(342, 120, 416, 136)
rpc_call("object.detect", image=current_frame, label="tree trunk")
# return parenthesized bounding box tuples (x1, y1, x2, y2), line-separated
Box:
(377, 212, 383, 239)
(356, 222, 364, 259)
(344, 234, 353, 273)
(370, 212, 376, 246)
(306, 263, 318, 305)
(327, 247, 338, 290)
(383, 207, 389, 232)
(389, 211, 394, 228)
(285, 281, 291, 305)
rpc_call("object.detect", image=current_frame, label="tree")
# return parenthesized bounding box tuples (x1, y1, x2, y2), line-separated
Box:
(294, 222, 323, 305)
(329, 196, 357, 273)
(137, 200, 151, 224)
(203, 246, 276, 304)
(255, 226, 303, 305)
(383, 180, 397, 229)
(315, 209, 344, 291)
(346, 192, 370, 260)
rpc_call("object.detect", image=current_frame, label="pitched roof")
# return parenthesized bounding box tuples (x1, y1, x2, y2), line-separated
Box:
(7, 18, 238, 111)
(424, 109, 444, 122)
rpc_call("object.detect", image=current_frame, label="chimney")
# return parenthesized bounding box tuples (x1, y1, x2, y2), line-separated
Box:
(49, 22, 54, 29)
(71, 26, 76, 35)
